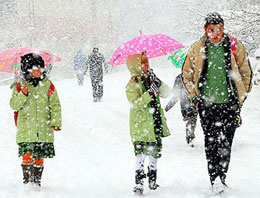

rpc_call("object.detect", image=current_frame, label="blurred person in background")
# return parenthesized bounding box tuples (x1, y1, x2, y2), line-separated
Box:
(165, 73, 198, 147)
(74, 49, 87, 86)
(85, 48, 108, 102)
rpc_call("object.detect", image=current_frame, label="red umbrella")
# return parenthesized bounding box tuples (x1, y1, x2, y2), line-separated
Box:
(0, 47, 62, 73)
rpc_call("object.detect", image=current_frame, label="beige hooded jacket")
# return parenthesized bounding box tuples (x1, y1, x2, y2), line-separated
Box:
(182, 34, 252, 106)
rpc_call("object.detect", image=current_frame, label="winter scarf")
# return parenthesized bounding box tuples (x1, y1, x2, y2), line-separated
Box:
(23, 72, 46, 87)
(141, 71, 163, 135)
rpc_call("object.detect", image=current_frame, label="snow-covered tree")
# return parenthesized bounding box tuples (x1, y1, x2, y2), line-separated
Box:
(223, 0, 260, 55)
(172, 0, 226, 47)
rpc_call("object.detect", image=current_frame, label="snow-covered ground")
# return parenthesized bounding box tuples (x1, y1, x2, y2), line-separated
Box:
(0, 59, 260, 198)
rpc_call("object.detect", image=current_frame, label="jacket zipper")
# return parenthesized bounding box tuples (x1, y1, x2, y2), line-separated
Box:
(35, 87, 39, 139)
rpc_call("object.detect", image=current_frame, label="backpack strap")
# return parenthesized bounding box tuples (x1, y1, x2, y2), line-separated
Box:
(230, 37, 237, 62)
(14, 83, 21, 127)
(47, 83, 55, 98)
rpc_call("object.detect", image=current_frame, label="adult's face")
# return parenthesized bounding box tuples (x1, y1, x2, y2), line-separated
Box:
(204, 24, 224, 44)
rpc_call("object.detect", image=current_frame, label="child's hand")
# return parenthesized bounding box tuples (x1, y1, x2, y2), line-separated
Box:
(52, 126, 61, 131)
(22, 85, 28, 95)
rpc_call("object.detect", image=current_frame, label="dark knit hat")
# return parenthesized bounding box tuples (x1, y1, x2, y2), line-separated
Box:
(93, 47, 99, 53)
(205, 12, 224, 27)
(20, 53, 45, 72)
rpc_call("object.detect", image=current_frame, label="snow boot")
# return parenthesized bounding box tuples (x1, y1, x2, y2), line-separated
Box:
(33, 165, 44, 186)
(147, 167, 159, 190)
(133, 169, 146, 195)
(186, 118, 196, 146)
(21, 164, 34, 184)
(186, 129, 195, 146)
(211, 177, 226, 195)
(220, 174, 227, 186)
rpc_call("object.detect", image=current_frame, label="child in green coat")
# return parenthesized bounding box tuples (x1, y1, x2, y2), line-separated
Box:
(10, 53, 62, 187)
(125, 52, 171, 195)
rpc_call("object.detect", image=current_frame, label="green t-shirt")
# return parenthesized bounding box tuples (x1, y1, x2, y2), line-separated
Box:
(202, 42, 229, 104)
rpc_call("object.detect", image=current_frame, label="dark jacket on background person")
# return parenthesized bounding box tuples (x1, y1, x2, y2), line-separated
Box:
(86, 52, 107, 100)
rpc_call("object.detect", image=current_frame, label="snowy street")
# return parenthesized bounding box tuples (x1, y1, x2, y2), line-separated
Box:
(0, 0, 260, 197)
(1, 61, 260, 198)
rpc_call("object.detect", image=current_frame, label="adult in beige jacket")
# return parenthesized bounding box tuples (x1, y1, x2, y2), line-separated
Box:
(182, 12, 252, 194)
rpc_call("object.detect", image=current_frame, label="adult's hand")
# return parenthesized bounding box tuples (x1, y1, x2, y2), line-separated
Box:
(191, 96, 200, 109)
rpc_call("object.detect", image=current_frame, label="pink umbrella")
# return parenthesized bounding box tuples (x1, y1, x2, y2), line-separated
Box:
(108, 33, 184, 66)
(0, 47, 62, 73)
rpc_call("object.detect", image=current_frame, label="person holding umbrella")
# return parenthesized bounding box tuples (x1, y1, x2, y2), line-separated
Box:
(10, 53, 62, 187)
(182, 12, 252, 194)
(126, 52, 171, 195)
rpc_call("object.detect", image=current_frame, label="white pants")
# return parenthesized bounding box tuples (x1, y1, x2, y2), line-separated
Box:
(135, 154, 157, 171)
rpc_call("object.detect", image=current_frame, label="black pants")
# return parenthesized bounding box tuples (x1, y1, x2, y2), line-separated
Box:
(198, 101, 237, 184)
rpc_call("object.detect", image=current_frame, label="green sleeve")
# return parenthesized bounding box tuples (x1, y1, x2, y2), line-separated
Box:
(10, 88, 28, 111)
(126, 81, 152, 110)
(49, 89, 62, 129)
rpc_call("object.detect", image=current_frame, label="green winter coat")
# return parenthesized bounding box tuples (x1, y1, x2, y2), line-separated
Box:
(125, 54, 171, 143)
(10, 77, 62, 144)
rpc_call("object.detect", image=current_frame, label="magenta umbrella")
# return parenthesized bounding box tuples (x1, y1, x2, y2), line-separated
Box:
(0, 47, 62, 73)
(108, 33, 184, 66)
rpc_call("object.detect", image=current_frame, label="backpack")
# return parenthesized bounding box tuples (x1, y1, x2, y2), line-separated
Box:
(13, 82, 55, 127)
(230, 37, 237, 62)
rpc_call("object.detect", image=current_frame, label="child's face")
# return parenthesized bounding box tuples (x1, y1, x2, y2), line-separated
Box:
(141, 54, 149, 73)
(30, 66, 42, 78)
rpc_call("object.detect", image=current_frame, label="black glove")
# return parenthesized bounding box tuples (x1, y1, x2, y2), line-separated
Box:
(186, 106, 197, 118)
(148, 81, 159, 96)
(191, 96, 201, 108)
(165, 105, 170, 112)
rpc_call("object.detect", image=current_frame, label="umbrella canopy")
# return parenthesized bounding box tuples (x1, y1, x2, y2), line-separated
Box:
(168, 48, 187, 68)
(108, 33, 184, 66)
(0, 47, 62, 73)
